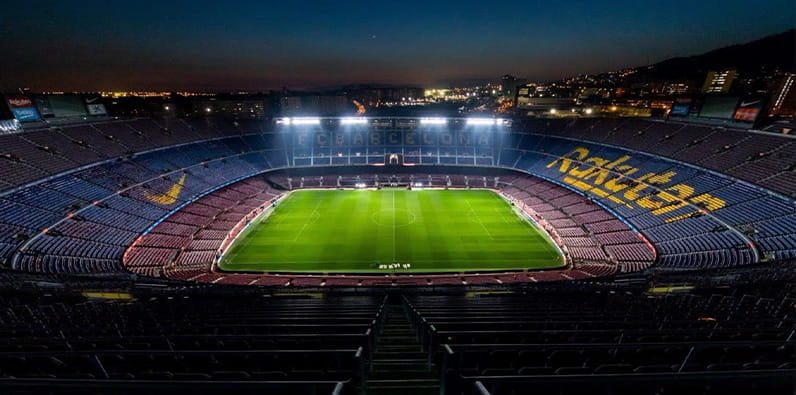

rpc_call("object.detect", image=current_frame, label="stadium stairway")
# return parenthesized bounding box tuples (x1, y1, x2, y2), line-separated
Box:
(363, 299, 439, 395)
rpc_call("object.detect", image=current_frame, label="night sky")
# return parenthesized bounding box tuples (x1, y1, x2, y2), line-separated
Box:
(1, 0, 793, 91)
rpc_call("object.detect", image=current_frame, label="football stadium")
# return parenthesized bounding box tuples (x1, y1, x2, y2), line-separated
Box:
(0, 114, 792, 394)
(1, 2, 795, 394)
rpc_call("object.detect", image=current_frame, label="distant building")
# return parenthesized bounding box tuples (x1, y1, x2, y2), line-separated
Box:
(197, 98, 265, 119)
(663, 82, 692, 95)
(280, 97, 303, 114)
(577, 87, 612, 103)
(515, 85, 577, 114)
(318, 96, 350, 115)
(702, 69, 738, 94)
(346, 86, 424, 107)
(279, 95, 351, 116)
(501, 75, 528, 99)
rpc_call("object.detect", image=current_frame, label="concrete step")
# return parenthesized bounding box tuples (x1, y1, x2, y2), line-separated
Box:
(381, 331, 416, 343)
(378, 336, 416, 344)
(373, 358, 428, 363)
(367, 379, 439, 386)
(382, 319, 410, 324)
(382, 328, 414, 334)
(377, 344, 422, 352)
(366, 303, 440, 394)
(381, 324, 412, 332)
(365, 381, 439, 395)
(364, 386, 438, 395)
(372, 359, 430, 371)
(379, 334, 415, 339)
(374, 350, 427, 359)
(380, 333, 415, 339)
(367, 369, 437, 380)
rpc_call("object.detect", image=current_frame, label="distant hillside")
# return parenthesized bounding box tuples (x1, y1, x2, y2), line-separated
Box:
(641, 29, 795, 81)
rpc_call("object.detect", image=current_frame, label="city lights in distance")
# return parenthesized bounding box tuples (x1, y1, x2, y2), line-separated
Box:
(420, 117, 447, 125)
(340, 117, 368, 125)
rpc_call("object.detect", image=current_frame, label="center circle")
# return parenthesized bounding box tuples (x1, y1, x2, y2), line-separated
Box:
(371, 208, 417, 227)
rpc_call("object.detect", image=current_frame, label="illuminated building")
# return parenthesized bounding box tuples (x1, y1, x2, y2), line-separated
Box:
(500, 75, 527, 99)
(768, 72, 795, 117)
(702, 69, 738, 94)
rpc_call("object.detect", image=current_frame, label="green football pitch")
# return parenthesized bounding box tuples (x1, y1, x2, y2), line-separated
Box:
(219, 189, 564, 273)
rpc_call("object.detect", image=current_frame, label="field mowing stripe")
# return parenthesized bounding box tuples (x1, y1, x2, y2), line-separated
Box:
(292, 199, 322, 242)
(465, 198, 493, 240)
(493, 206, 516, 224)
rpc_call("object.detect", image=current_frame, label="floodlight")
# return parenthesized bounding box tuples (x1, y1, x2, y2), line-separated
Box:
(340, 117, 367, 125)
(466, 118, 497, 126)
(275, 117, 291, 125)
(420, 117, 447, 125)
(291, 117, 321, 125)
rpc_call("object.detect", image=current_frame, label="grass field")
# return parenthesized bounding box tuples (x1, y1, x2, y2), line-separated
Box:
(219, 189, 564, 273)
